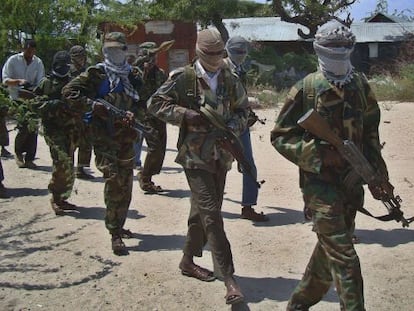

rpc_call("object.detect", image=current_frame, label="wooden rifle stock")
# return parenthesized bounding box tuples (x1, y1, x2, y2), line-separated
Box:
(297, 108, 413, 227)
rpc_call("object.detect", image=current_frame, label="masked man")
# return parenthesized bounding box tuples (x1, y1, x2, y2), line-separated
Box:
(148, 28, 248, 305)
(271, 20, 390, 310)
(63, 32, 142, 255)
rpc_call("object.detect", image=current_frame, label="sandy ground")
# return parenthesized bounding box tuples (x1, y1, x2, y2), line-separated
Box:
(0, 102, 413, 311)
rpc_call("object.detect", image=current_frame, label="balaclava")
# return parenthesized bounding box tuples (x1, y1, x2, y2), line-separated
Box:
(225, 36, 249, 67)
(52, 50, 71, 78)
(313, 20, 356, 88)
(196, 28, 225, 73)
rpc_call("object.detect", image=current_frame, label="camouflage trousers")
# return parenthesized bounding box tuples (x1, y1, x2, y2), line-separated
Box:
(76, 123, 92, 167)
(94, 142, 134, 235)
(287, 178, 365, 311)
(45, 132, 76, 201)
(184, 167, 235, 277)
(141, 115, 166, 177)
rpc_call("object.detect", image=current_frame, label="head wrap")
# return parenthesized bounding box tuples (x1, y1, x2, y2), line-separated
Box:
(52, 50, 71, 78)
(196, 28, 225, 73)
(101, 32, 139, 101)
(69, 45, 87, 70)
(225, 36, 249, 66)
(313, 20, 356, 88)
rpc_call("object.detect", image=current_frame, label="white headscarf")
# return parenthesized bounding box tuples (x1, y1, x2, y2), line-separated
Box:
(313, 20, 356, 88)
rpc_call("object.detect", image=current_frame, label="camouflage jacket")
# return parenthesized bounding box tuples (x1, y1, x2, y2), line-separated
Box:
(138, 66, 167, 104)
(271, 70, 388, 183)
(62, 64, 141, 145)
(32, 75, 79, 133)
(148, 62, 249, 173)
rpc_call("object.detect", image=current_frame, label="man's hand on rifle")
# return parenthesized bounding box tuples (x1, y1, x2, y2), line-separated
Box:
(90, 100, 109, 118)
(121, 110, 135, 127)
(320, 145, 346, 168)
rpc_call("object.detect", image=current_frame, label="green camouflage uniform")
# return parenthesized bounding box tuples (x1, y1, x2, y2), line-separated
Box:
(62, 64, 140, 235)
(33, 75, 79, 202)
(148, 62, 248, 277)
(138, 65, 167, 178)
(69, 63, 93, 168)
(271, 70, 388, 310)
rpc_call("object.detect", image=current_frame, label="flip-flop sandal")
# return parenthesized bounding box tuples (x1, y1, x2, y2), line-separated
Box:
(225, 283, 244, 305)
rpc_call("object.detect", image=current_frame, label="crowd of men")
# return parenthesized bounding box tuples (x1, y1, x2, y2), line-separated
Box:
(0, 20, 395, 309)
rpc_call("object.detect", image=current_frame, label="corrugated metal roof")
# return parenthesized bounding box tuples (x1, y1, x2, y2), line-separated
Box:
(223, 17, 414, 43)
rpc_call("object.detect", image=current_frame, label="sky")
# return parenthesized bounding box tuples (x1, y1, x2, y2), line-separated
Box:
(254, 0, 414, 22)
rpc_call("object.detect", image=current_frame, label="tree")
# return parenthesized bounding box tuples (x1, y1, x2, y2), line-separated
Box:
(0, 0, 150, 69)
(270, 0, 357, 39)
(374, 0, 388, 15)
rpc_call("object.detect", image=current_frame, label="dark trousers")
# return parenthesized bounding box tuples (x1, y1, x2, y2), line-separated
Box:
(76, 124, 92, 167)
(0, 159, 4, 182)
(77, 142, 92, 167)
(141, 116, 167, 177)
(15, 124, 37, 162)
(0, 116, 9, 147)
(184, 167, 235, 277)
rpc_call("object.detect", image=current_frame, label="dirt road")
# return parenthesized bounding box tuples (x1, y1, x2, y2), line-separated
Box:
(0, 102, 413, 310)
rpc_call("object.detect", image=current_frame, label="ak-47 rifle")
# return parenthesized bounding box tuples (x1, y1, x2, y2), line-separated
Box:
(199, 104, 265, 188)
(297, 108, 414, 227)
(88, 98, 154, 138)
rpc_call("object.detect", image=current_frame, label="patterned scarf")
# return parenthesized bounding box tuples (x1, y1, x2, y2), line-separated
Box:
(313, 20, 356, 88)
(103, 47, 140, 101)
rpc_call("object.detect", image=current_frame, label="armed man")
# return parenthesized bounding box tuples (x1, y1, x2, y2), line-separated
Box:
(271, 20, 393, 310)
(148, 28, 247, 305)
(134, 40, 174, 193)
(69, 45, 95, 180)
(62, 32, 142, 255)
(32, 51, 79, 215)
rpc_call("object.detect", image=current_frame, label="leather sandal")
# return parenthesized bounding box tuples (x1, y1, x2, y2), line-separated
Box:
(120, 228, 134, 238)
(138, 172, 163, 194)
(179, 263, 216, 282)
(225, 282, 244, 305)
(241, 206, 269, 222)
(111, 235, 128, 255)
(141, 182, 163, 193)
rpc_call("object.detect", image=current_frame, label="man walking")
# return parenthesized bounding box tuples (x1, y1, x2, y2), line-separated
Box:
(2, 39, 45, 169)
(271, 20, 390, 310)
(148, 28, 248, 305)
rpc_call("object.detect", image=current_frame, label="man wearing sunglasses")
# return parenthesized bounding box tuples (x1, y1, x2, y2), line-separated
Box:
(63, 32, 142, 255)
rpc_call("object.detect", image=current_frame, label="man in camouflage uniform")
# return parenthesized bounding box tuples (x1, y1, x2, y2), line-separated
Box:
(271, 20, 390, 310)
(135, 41, 173, 193)
(63, 32, 142, 255)
(69, 45, 94, 180)
(148, 28, 248, 305)
(33, 51, 80, 215)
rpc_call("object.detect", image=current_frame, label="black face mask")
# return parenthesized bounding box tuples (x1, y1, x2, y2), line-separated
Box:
(52, 64, 70, 78)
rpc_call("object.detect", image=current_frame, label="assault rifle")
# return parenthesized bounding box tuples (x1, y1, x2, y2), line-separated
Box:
(89, 98, 154, 138)
(297, 108, 414, 227)
(199, 104, 265, 189)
